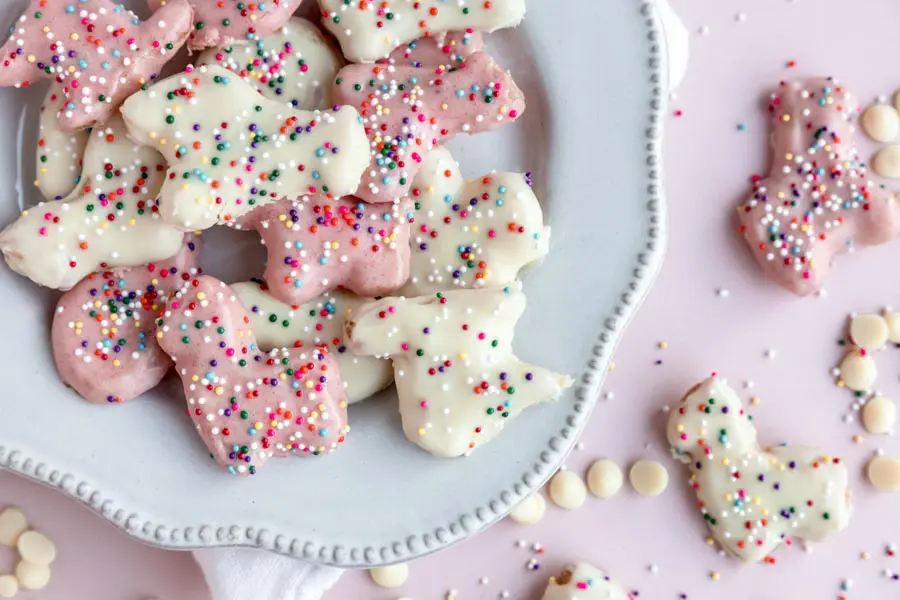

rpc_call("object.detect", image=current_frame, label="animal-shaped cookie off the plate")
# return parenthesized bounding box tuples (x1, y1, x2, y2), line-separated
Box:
(332, 52, 526, 204)
(0, 115, 184, 290)
(384, 31, 485, 69)
(156, 275, 350, 476)
(52, 236, 201, 405)
(36, 85, 89, 201)
(542, 563, 632, 600)
(400, 147, 549, 297)
(234, 194, 412, 306)
(148, 0, 303, 51)
(121, 65, 370, 231)
(194, 17, 345, 111)
(0, 0, 192, 132)
(318, 0, 525, 62)
(668, 377, 851, 563)
(736, 79, 900, 295)
(232, 281, 393, 404)
(345, 284, 572, 457)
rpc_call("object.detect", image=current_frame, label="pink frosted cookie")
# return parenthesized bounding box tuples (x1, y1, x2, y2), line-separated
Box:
(156, 275, 350, 476)
(52, 237, 201, 405)
(400, 147, 549, 297)
(0, 115, 184, 290)
(36, 85, 89, 201)
(737, 79, 900, 295)
(235, 194, 412, 306)
(121, 65, 370, 231)
(345, 284, 572, 457)
(0, 0, 192, 132)
(148, 0, 303, 51)
(384, 31, 484, 68)
(332, 52, 525, 204)
(542, 563, 632, 600)
(318, 0, 525, 62)
(668, 377, 852, 563)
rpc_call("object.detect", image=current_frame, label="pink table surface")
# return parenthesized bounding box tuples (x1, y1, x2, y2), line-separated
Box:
(7, 0, 900, 598)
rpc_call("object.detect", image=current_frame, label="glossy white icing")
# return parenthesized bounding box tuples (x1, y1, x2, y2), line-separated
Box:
(35, 85, 89, 201)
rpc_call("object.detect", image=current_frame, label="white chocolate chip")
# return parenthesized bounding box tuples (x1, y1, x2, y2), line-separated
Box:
(15, 561, 50, 591)
(508, 492, 545, 525)
(872, 145, 900, 178)
(850, 314, 889, 349)
(0, 576, 17, 599)
(861, 104, 900, 142)
(629, 460, 669, 496)
(867, 455, 900, 491)
(863, 395, 896, 435)
(885, 312, 900, 343)
(0, 508, 28, 547)
(548, 470, 587, 510)
(839, 351, 877, 391)
(370, 563, 409, 588)
(587, 459, 624, 499)
(16, 531, 56, 566)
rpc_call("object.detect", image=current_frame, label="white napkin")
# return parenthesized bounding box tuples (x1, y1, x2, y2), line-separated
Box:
(194, 548, 344, 600)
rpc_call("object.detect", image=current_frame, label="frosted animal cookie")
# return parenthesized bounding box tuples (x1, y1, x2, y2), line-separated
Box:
(156, 275, 350, 475)
(121, 65, 369, 231)
(542, 563, 632, 600)
(234, 194, 412, 306)
(52, 237, 201, 405)
(36, 85, 89, 201)
(668, 377, 851, 563)
(345, 284, 572, 457)
(400, 147, 549, 296)
(332, 52, 526, 204)
(319, 0, 526, 62)
(195, 17, 344, 111)
(384, 31, 485, 68)
(0, 0, 192, 132)
(0, 116, 183, 290)
(232, 280, 394, 404)
(737, 79, 900, 295)
(148, 0, 303, 51)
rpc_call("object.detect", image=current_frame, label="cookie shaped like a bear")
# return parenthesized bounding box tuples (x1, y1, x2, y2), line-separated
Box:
(36, 85, 89, 201)
(542, 563, 632, 600)
(668, 377, 851, 562)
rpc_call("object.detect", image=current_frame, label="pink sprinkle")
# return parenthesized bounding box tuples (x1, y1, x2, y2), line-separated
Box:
(420, 400, 428, 408)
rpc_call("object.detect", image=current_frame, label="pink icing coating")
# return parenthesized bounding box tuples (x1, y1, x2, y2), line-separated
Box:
(51, 236, 201, 405)
(737, 78, 900, 295)
(236, 194, 412, 306)
(332, 52, 526, 204)
(147, 0, 302, 50)
(383, 31, 485, 68)
(0, 0, 193, 132)
(155, 275, 350, 476)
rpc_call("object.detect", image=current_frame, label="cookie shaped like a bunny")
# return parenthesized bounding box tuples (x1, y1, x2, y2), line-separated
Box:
(36, 85, 89, 201)
(400, 147, 549, 297)
(121, 65, 370, 231)
(737, 79, 900, 295)
(0, 115, 184, 290)
(233, 281, 393, 404)
(332, 52, 526, 204)
(319, 0, 525, 62)
(385, 31, 484, 69)
(0, 0, 192, 132)
(235, 194, 412, 306)
(52, 236, 201, 405)
(542, 563, 632, 600)
(668, 377, 851, 563)
(148, 0, 303, 51)
(156, 275, 350, 476)
(195, 17, 344, 111)
(345, 285, 572, 457)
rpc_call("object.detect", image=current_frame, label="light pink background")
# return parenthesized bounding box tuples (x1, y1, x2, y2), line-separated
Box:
(6, 0, 900, 598)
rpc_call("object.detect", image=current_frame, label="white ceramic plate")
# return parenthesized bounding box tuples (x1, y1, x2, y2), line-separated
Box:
(0, 0, 666, 567)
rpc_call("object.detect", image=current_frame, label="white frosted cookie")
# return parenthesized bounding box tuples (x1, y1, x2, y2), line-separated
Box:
(232, 281, 393, 404)
(195, 18, 344, 111)
(345, 284, 572, 457)
(542, 563, 631, 600)
(319, 0, 526, 62)
(36, 84, 89, 201)
(120, 65, 369, 231)
(400, 148, 550, 297)
(0, 116, 183, 290)
(668, 377, 851, 563)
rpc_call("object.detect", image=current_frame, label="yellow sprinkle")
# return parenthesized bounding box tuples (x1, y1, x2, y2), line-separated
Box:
(750, 397, 760, 405)
(710, 572, 720, 581)
(191, 375, 199, 382)
(160, 138, 167, 145)
(441, 103, 448, 111)
(862, 551, 871, 560)
(781, 114, 791, 122)
(70, 33, 79, 41)
(417, 428, 426, 436)
(705, 537, 715, 546)
(609, 361, 616, 371)
(853, 435, 864, 444)
(215, 386, 224, 395)
(112, 359, 120, 367)
(254, 422, 263, 430)
(305, 380, 314, 389)
(26, 55, 35, 63)
(197, 292, 207, 300)
(658, 341, 667, 349)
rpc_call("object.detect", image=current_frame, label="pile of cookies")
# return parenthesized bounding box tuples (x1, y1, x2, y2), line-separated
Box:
(0, 0, 571, 476)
